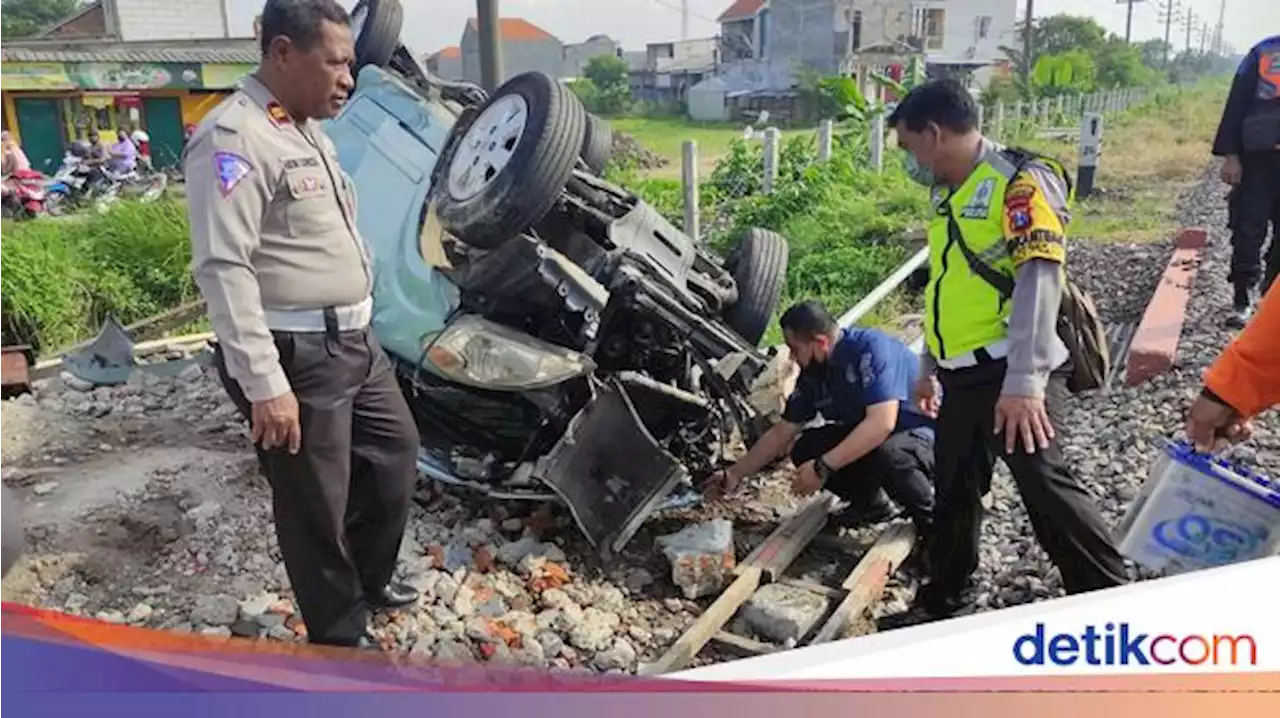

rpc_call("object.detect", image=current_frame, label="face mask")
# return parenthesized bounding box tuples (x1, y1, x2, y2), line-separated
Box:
(905, 151, 937, 187)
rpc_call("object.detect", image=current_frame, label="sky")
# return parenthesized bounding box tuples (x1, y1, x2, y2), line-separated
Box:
(225, 0, 1278, 59)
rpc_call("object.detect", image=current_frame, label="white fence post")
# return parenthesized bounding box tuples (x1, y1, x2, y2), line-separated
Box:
(994, 102, 1005, 140)
(681, 140, 700, 242)
(818, 119, 834, 162)
(763, 127, 780, 194)
(870, 113, 885, 173)
(976, 103, 985, 133)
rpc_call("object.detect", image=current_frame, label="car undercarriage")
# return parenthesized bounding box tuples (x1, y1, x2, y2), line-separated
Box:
(332, 0, 793, 558)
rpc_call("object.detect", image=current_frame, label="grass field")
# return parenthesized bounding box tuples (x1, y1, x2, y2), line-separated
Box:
(608, 116, 778, 179)
(1020, 83, 1227, 243)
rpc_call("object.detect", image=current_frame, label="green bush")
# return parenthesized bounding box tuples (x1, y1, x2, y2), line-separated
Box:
(1, 198, 195, 352)
(614, 119, 931, 344)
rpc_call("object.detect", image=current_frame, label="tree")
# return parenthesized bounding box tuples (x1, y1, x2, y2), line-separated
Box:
(577, 55, 631, 115)
(1, 0, 86, 39)
(1031, 50, 1097, 95)
(1033, 15, 1109, 57)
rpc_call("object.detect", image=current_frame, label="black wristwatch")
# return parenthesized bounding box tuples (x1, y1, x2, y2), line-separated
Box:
(814, 455, 835, 485)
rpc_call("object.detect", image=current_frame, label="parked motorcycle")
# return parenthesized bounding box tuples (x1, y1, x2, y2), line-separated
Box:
(44, 152, 94, 215)
(1, 169, 51, 220)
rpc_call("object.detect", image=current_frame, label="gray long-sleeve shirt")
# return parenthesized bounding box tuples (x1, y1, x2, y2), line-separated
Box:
(920, 143, 1070, 400)
(184, 75, 370, 402)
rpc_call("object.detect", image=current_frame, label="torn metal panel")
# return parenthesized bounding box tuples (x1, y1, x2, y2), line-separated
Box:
(534, 377, 689, 558)
(61, 316, 136, 387)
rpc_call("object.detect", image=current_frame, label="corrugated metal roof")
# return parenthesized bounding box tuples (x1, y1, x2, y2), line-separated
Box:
(2, 42, 260, 64)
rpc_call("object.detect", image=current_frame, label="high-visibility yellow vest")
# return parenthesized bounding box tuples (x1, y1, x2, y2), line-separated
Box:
(922, 146, 1073, 362)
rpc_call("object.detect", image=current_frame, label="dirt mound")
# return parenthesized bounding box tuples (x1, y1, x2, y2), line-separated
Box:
(611, 132, 669, 171)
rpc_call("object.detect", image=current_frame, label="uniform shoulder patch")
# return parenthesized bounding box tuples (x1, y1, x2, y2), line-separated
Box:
(213, 151, 253, 197)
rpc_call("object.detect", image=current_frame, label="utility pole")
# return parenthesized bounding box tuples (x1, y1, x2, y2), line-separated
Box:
(1158, 0, 1180, 66)
(1119, 0, 1147, 44)
(1212, 0, 1226, 56)
(477, 0, 503, 92)
(681, 0, 690, 40)
(1022, 0, 1034, 88)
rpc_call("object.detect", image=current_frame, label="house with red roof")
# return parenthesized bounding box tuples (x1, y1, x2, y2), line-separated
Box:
(718, 0, 769, 62)
(425, 45, 463, 81)
(457, 17, 566, 85)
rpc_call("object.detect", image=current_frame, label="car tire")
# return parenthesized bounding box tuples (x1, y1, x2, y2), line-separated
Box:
(724, 228, 789, 346)
(351, 0, 403, 72)
(581, 113, 613, 175)
(436, 71, 586, 250)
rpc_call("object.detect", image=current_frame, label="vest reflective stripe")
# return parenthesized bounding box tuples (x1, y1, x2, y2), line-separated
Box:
(923, 148, 1019, 361)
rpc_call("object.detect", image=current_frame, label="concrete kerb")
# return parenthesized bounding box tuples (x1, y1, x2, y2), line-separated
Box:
(1124, 228, 1209, 387)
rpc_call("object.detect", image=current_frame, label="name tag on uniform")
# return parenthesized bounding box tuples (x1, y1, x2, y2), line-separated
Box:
(960, 178, 997, 219)
(283, 157, 321, 170)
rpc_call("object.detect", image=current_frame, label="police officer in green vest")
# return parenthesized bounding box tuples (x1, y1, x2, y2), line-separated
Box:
(887, 80, 1128, 620)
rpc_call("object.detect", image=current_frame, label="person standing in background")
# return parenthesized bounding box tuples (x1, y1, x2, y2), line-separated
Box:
(1213, 34, 1280, 328)
(2, 131, 31, 174)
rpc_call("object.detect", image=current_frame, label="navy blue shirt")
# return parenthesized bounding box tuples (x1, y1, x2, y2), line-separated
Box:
(782, 328, 934, 434)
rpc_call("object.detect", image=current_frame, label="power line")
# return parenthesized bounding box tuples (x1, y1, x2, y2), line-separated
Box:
(647, 0, 719, 27)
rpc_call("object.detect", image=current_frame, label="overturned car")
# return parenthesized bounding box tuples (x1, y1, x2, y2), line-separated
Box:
(324, 0, 791, 557)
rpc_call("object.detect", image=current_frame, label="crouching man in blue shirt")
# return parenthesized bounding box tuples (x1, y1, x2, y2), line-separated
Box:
(707, 301, 936, 536)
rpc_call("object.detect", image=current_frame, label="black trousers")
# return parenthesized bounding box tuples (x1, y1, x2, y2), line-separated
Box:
(929, 360, 1127, 597)
(1228, 151, 1280, 292)
(790, 424, 936, 533)
(214, 327, 420, 646)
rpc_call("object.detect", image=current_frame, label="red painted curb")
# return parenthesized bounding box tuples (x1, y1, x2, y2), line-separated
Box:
(1124, 228, 1208, 387)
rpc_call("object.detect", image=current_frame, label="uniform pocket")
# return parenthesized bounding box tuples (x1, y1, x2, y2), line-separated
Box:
(282, 167, 339, 238)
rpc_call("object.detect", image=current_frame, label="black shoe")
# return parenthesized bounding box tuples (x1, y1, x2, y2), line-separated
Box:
(1227, 284, 1255, 329)
(879, 579, 977, 630)
(836, 500, 899, 528)
(367, 582, 420, 609)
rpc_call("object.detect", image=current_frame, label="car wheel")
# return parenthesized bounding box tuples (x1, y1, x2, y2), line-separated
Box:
(351, 0, 403, 72)
(581, 113, 613, 175)
(723, 228, 789, 346)
(435, 71, 586, 250)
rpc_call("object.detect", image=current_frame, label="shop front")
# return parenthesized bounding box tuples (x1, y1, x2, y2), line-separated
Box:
(2, 57, 255, 172)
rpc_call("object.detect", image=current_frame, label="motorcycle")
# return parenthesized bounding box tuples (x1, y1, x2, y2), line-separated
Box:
(44, 153, 93, 215)
(1, 169, 51, 220)
(92, 164, 168, 208)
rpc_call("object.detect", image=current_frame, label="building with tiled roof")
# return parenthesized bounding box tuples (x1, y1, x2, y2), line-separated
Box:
(425, 46, 464, 81)
(458, 17, 566, 84)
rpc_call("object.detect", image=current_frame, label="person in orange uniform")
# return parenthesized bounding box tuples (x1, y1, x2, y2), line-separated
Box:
(1186, 282, 1280, 451)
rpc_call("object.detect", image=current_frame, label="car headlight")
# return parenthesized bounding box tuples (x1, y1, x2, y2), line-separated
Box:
(424, 315, 595, 391)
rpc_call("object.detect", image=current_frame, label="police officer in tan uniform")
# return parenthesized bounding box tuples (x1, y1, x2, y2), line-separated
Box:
(185, 0, 420, 648)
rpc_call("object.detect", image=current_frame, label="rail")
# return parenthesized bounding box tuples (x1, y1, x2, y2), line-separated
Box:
(831, 245, 929, 354)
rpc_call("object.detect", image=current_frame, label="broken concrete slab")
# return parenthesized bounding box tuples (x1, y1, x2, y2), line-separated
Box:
(740, 583, 830, 644)
(655, 519, 735, 599)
